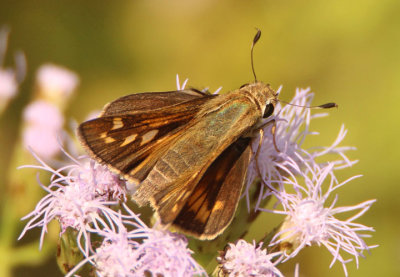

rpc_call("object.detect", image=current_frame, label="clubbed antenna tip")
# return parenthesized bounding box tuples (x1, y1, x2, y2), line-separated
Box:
(251, 28, 261, 82)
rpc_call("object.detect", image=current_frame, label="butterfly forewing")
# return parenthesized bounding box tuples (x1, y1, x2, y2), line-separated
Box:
(78, 92, 214, 182)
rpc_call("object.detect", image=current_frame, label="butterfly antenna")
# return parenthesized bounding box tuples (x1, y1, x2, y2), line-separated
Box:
(279, 100, 338, 109)
(251, 28, 261, 82)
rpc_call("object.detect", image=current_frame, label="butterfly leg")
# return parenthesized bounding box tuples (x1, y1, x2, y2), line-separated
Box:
(253, 128, 270, 197)
(256, 119, 280, 152)
(254, 119, 280, 187)
(270, 120, 280, 153)
(255, 128, 264, 179)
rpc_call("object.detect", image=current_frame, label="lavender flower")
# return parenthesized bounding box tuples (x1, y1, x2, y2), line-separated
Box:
(22, 100, 65, 159)
(36, 64, 79, 101)
(176, 74, 189, 90)
(22, 64, 78, 158)
(18, 149, 128, 255)
(175, 74, 222, 94)
(245, 87, 355, 210)
(68, 204, 206, 277)
(0, 69, 18, 101)
(218, 239, 283, 277)
(130, 229, 206, 277)
(23, 100, 64, 128)
(263, 161, 375, 276)
(19, 147, 205, 276)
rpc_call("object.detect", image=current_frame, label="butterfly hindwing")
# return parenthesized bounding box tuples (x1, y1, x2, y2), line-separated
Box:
(101, 89, 210, 116)
(153, 137, 252, 239)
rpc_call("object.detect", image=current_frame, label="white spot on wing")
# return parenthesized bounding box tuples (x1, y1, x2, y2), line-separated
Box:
(105, 137, 115, 143)
(111, 117, 123, 130)
(212, 200, 224, 212)
(120, 134, 138, 147)
(140, 130, 159, 146)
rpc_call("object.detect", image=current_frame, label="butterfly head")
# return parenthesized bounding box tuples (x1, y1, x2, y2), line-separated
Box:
(239, 81, 278, 119)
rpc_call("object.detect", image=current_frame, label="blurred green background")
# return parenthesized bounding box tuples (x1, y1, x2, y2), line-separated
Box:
(0, 0, 399, 276)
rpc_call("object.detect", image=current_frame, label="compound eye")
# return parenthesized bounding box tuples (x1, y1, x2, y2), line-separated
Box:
(263, 103, 275, 118)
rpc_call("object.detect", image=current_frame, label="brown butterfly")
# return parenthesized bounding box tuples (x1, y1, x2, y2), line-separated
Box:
(78, 30, 335, 239)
